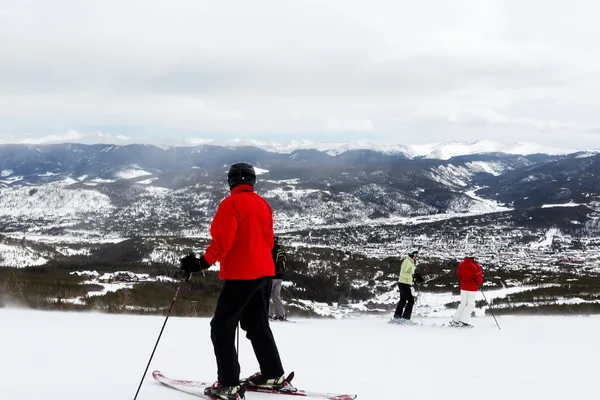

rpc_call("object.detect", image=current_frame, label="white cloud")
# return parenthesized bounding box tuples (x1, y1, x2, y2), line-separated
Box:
(406, 107, 600, 134)
(324, 118, 374, 132)
(0, 129, 130, 145)
(0, 0, 600, 148)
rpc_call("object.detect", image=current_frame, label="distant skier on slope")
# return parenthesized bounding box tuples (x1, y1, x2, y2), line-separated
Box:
(391, 251, 424, 324)
(450, 255, 484, 328)
(179, 162, 289, 400)
(270, 236, 288, 321)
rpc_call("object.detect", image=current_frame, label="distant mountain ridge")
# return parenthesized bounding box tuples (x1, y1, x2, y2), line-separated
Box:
(0, 142, 598, 238)
(1, 138, 592, 161)
(0, 141, 571, 188)
(184, 139, 591, 159)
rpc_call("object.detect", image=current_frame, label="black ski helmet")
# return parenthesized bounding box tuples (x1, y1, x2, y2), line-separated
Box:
(227, 162, 256, 189)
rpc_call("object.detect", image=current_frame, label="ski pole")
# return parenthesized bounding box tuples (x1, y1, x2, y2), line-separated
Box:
(133, 274, 191, 400)
(480, 287, 501, 330)
(236, 322, 240, 361)
(416, 284, 423, 326)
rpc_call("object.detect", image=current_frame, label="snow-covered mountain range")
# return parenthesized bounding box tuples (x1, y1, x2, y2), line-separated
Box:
(1, 140, 598, 243)
(184, 138, 591, 159)
(1, 140, 599, 318)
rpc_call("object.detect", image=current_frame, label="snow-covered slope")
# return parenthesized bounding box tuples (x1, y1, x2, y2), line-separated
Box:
(410, 140, 579, 160)
(0, 243, 47, 267)
(1, 308, 597, 400)
(114, 166, 153, 180)
(0, 184, 113, 219)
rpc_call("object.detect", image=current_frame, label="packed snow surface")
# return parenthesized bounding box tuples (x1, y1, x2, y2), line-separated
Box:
(1, 308, 598, 400)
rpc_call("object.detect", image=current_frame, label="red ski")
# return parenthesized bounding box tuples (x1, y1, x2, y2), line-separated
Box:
(152, 370, 357, 400)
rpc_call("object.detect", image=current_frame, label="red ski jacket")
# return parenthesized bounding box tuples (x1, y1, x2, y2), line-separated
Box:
(457, 257, 483, 291)
(203, 184, 275, 280)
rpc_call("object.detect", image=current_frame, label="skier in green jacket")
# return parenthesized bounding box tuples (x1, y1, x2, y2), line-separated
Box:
(391, 251, 423, 324)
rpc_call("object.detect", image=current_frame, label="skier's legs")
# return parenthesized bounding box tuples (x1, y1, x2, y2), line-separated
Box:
(271, 279, 285, 318)
(400, 284, 415, 319)
(453, 290, 468, 323)
(459, 290, 477, 324)
(240, 276, 284, 378)
(210, 280, 261, 386)
(393, 282, 407, 318)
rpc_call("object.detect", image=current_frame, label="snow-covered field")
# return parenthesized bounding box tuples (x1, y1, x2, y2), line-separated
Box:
(1, 308, 598, 400)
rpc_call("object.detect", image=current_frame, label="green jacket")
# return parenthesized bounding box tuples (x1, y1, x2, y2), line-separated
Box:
(398, 256, 416, 285)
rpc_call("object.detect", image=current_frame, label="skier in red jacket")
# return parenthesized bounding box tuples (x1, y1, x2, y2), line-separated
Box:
(450, 255, 483, 327)
(179, 162, 287, 400)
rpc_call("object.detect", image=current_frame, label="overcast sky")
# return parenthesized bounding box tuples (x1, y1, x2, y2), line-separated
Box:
(1, 0, 600, 149)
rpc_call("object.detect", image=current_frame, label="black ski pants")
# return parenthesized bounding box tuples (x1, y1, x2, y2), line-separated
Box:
(394, 282, 414, 319)
(210, 276, 284, 386)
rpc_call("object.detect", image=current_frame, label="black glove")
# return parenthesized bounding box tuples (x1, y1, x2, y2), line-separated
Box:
(179, 253, 210, 280)
(413, 272, 425, 284)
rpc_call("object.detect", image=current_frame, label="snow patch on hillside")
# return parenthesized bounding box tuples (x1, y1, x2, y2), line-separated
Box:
(71, 270, 178, 298)
(60, 177, 78, 185)
(38, 172, 61, 177)
(529, 228, 564, 249)
(1, 175, 24, 184)
(575, 151, 600, 158)
(463, 189, 513, 213)
(54, 246, 91, 257)
(428, 164, 471, 187)
(417, 141, 503, 160)
(144, 186, 170, 195)
(254, 167, 269, 175)
(89, 178, 114, 183)
(2, 232, 126, 244)
(0, 243, 48, 267)
(114, 167, 152, 180)
(541, 201, 581, 208)
(465, 160, 506, 176)
(0, 186, 114, 218)
(137, 177, 158, 185)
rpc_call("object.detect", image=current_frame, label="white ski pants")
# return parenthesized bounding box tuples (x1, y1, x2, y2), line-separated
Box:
(453, 289, 478, 324)
(270, 279, 286, 318)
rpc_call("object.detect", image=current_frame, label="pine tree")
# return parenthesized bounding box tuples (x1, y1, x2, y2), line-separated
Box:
(5, 272, 26, 304)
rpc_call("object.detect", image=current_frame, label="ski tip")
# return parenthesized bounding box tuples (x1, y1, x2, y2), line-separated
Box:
(152, 370, 163, 380)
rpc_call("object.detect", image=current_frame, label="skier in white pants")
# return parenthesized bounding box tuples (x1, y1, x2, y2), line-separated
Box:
(451, 256, 483, 327)
(270, 237, 288, 320)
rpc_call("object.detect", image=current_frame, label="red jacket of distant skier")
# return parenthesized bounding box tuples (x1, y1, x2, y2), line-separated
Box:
(203, 184, 275, 280)
(457, 257, 483, 291)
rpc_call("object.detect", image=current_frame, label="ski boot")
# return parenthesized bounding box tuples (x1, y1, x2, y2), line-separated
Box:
(459, 321, 474, 328)
(204, 381, 246, 400)
(244, 371, 297, 393)
(449, 320, 461, 327)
